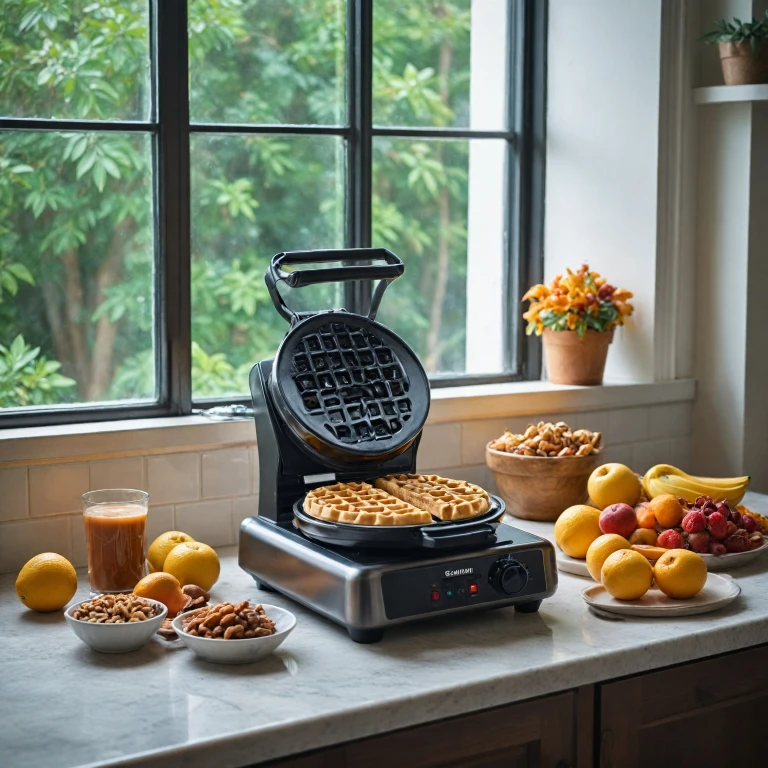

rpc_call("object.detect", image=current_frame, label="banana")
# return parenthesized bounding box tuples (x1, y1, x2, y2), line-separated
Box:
(642, 464, 749, 506)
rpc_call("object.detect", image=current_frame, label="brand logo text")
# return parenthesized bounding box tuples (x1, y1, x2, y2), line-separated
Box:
(445, 567, 473, 577)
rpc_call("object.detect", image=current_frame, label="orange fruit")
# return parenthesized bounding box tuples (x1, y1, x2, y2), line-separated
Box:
(587, 463, 642, 509)
(636, 504, 656, 529)
(586, 534, 631, 582)
(134, 572, 188, 616)
(631, 544, 668, 562)
(163, 541, 220, 591)
(16, 553, 78, 612)
(653, 549, 707, 599)
(649, 494, 685, 528)
(147, 530, 195, 573)
(600, 549, 653, 600)
(629, 528, 658, 546)
(554, 505, 602, 558)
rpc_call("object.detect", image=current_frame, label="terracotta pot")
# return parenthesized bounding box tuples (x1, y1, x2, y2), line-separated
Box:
(486, 444, 602, 521)
(718, 40, 768, 85)
(541, 328, 613, 386)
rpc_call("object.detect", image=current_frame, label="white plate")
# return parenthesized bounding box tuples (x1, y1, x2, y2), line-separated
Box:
(698, 539, 768, 570)
(581, 573, 740, 618)
(555, 549, 591, 578)
(172, 603, 295, 664)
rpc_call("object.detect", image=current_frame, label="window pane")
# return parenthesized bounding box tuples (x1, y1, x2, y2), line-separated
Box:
(373, 138, 507, 375)
(190, 134, 345, 399)
(0, 131, 156, 409)
(373, 0, 508, 130)
(0, 1, 151, 121)
(189, 0, 346, 125)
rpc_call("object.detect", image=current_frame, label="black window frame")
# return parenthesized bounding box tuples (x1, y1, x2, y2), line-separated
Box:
(0, 0, 546, 428)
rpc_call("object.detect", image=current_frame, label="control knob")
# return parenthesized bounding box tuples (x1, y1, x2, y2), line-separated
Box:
(489, 556, 528, 595)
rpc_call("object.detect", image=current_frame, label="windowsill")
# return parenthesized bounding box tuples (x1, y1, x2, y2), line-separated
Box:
(0, 378, 695, 466)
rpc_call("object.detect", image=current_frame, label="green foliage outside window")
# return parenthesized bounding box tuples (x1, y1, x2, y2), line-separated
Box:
(0, 0, 478, 409)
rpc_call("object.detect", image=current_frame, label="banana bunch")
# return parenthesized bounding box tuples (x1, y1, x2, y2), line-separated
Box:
(643, 464, 749, 506)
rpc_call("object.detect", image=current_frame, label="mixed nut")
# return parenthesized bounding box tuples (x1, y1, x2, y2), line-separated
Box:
(490, 421, 602, 457)
(180, 601, 276, 640)
(71, 594, 161, 623)
(157, 584, 211, 640)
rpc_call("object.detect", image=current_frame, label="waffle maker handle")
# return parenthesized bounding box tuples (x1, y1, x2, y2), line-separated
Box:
(266, 248, 404, 324)
(421, 523, 497, 550)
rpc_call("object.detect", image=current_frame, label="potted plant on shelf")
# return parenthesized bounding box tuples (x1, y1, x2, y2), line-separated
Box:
(701, 13, 768, 85)
(523, 265, 633, 386)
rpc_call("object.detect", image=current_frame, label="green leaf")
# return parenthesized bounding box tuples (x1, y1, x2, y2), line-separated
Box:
(93, 163, 107, 191)
(7, 263, 34, 285)
(10, 165, 33, 174)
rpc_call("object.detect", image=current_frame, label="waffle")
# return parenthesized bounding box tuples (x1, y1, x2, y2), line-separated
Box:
(303, 482, 432, 526)
(375, 474, 491, 521)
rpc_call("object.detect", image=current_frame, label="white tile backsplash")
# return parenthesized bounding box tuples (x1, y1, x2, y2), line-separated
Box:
(416, 423, 462, 471)
(0, 518, 71, 572)
(649, 403, 693, 440)
(147, 453, 200, 505)
(90, 457, 145, 491)
(0, 467, 28, 522)
(29, 463, 89, 517)
(0, 401, 698, 574)
(175, 499, 234, 547)
(233, 495, 259, 530)
(202, 449, 250, 499)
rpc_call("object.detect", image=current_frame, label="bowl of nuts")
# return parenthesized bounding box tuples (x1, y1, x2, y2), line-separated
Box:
(171, 601, 295, 664)
(65, 594, 167, 653)
(486, 421, 603, 521)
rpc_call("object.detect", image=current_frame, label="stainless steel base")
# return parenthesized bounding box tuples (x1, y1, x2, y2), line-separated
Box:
(239, 516, 558, 642)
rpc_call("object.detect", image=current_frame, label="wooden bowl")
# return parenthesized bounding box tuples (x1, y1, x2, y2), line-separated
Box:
(486, 443, 602, 521)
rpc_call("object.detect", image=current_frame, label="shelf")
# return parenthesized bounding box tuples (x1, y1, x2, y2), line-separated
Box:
(694, 84, 768, 105)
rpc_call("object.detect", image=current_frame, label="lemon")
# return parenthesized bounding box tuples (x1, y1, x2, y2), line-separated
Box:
(653, 549, 707, 599)
(147, 531, 195, 573)
(163, 541, 220, 591)
(600, 549, 653, 600)
(16, 553, 78, 612)
(554, 504, 602, 558)
(585, 533, 631, 582)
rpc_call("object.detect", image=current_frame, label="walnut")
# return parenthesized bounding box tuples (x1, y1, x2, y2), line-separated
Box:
(490, 421, 602, 457)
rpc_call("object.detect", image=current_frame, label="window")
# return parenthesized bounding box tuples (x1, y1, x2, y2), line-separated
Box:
(0, 0, 545, 426)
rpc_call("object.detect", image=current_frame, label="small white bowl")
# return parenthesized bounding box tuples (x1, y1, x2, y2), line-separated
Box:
(172, 603, 296, 664)
(65, 598, 167, 653)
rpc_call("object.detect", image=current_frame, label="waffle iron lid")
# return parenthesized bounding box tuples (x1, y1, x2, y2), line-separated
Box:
(273, 310, 429, 457)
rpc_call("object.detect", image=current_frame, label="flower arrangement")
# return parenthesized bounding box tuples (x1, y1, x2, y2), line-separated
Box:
(522, 265, 634, 338)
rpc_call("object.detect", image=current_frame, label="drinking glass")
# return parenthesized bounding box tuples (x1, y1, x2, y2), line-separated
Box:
(82, 489, 149, 596)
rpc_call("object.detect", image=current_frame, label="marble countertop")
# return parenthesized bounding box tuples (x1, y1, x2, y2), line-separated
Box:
(4, 492, 768, 768)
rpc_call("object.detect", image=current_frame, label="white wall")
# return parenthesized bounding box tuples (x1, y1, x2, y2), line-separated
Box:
(545, 0, 663, 382)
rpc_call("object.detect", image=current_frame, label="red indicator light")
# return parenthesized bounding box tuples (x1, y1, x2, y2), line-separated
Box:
(469, 583, 479, 595)
(431, 590, 440, 602)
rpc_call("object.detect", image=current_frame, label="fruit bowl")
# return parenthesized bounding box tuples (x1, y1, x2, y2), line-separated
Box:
(581, 573, 740, 617)
(486, 444, 602, 521)
(65, 598, 167, 653)
(172, 603, 296, 664)
(698, 538, 768, 570)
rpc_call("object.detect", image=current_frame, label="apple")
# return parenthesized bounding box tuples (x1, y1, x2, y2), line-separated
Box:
(599, 503, 638, 538)
(588, 463, 642, 509)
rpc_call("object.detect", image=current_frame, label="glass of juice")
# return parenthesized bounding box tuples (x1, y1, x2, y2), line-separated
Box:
(83, 489, 149, 595)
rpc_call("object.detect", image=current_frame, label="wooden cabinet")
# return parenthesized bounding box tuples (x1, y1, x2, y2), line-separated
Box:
(598, 644, 768, 768)
(268, 691, 580, 768)
(263, 644, 768, 768)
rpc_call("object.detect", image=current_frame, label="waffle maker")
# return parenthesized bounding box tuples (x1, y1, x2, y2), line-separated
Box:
(239, 248, 557, 642)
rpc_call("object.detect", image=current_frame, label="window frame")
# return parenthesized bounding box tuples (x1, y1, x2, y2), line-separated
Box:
(0, 0, 546, 428)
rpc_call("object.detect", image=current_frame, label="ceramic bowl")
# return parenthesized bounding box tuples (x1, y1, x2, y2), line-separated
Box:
(172, 603, 296, 664)
(486, 443, 602, 521)
(65, 598, 167, 653)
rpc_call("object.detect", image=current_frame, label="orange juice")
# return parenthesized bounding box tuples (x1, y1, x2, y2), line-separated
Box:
(84, 503, 147, 593)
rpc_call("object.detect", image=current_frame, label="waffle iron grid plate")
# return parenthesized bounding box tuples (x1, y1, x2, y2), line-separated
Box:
(273, 313, 429, 459)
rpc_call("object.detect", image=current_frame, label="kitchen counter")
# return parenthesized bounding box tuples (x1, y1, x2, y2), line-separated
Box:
(3, 492, 768, 768)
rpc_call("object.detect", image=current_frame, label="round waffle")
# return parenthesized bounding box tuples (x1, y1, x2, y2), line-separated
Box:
(303, 482, 433, 527)
(375, 474, 491, 521)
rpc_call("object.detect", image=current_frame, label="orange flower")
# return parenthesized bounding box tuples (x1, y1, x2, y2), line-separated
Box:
(521, 265, 634, 336)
